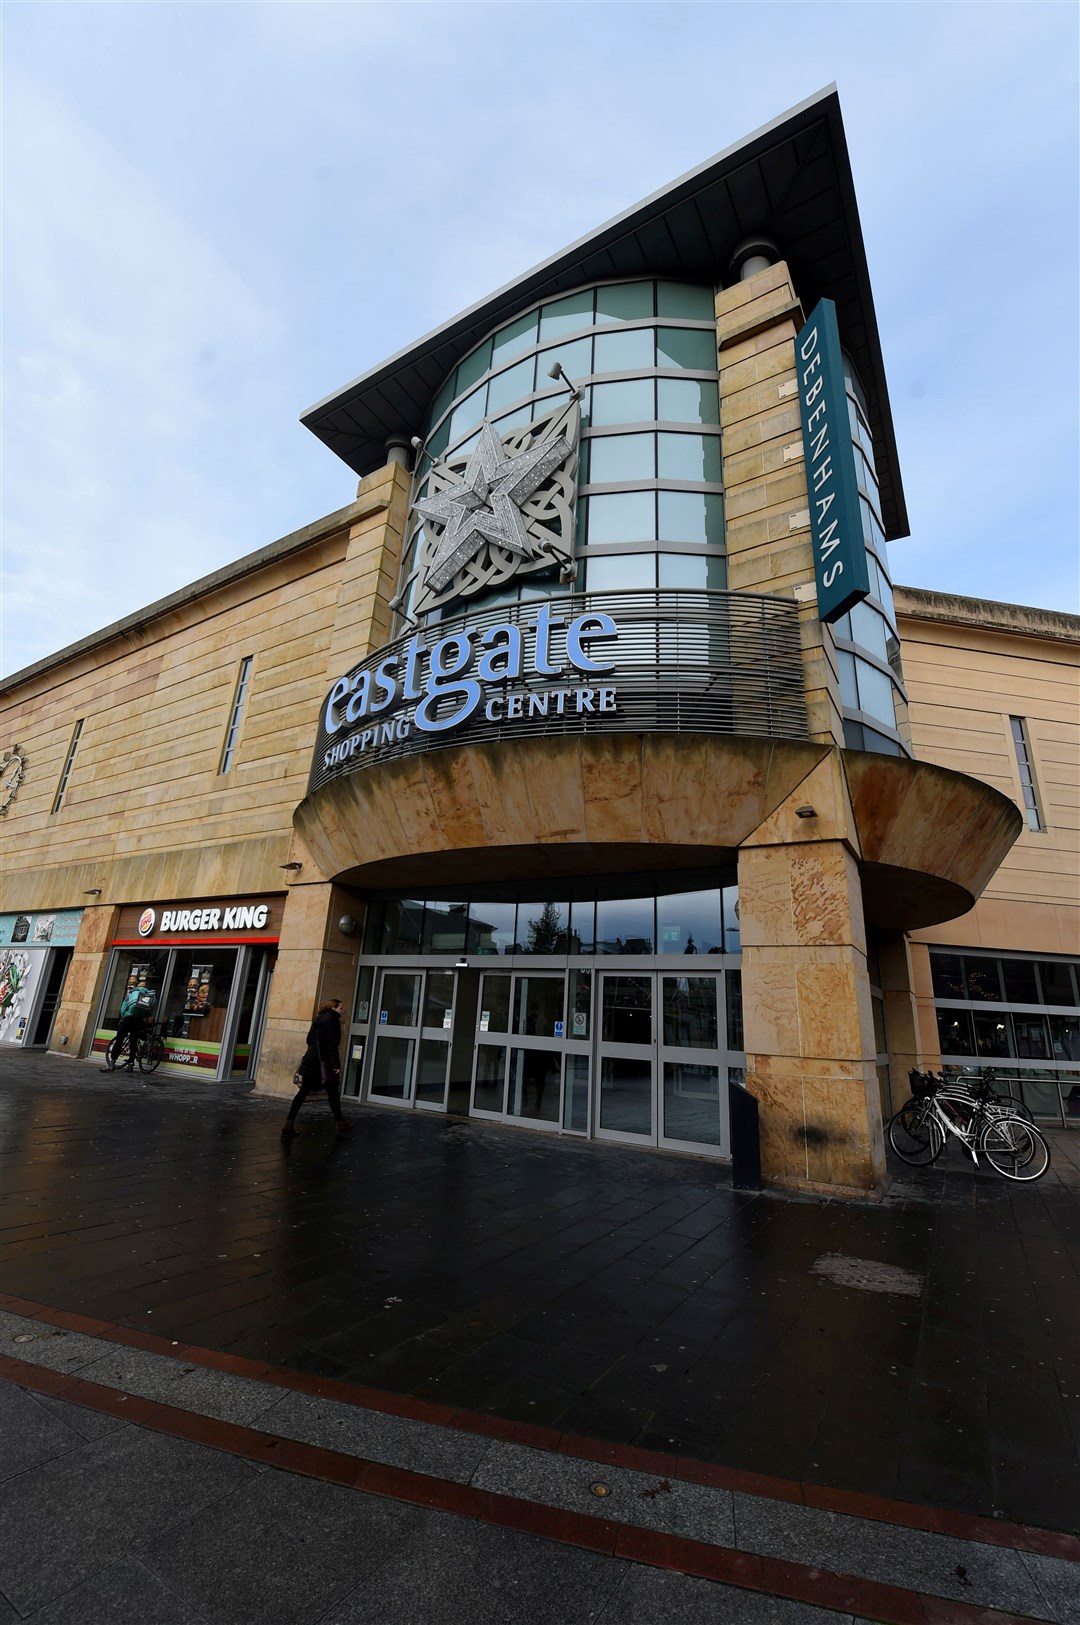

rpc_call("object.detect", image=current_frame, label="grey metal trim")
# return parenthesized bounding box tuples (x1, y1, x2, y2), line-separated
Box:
(300, 87, 908, 541)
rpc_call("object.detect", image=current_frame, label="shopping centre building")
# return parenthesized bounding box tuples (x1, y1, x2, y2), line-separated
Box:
(2, 89, 1076, 1195)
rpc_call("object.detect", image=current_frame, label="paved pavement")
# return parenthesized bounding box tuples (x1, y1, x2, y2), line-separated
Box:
(1, 1050, 1078, 1622)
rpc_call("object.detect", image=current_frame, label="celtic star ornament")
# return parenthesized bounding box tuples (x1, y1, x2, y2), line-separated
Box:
(409, 401, 579, 615)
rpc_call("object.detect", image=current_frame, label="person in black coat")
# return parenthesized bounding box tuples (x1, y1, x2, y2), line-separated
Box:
(282, 999, 352, 1135)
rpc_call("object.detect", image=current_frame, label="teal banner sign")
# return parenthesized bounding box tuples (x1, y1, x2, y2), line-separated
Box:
(795, 298, 870, 623)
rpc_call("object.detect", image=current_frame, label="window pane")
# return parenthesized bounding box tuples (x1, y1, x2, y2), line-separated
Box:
(656, 282, 714, 319)
(849, 601, 889, 662)
(588, 433, 655, 483)
(513, 975, 565, 1035)
(428, 373, 458, 431)
(1049, 1014, 1080, 1060)
(1039, 961, 1077, 1006)
(595, 281, 654, 323)
(722, 886, 740, 953)
(590, 378, 655, 426)
(855, 657, 897, 729)
(601, 975, 652, 1043)
(353, 965, 374, 1025)
(487, 356, 534, 414)
(540, 290, 593, 339)
(657, 432, 723, 483)
(467, 900, 516, 955)
(493, 402, 534, 435)
(422, 971, 455, 1030)
(518, 900, 569, 955)
(508, 1047, 559, 1122)
(930, 954, 964, 1000)
(588, 491, 655, 544)
(564, 1054, 589, 1132)
(657, 889, 722, 954)
(585, 553, 655, 592)
(1013, 1016, 1051, 1059)
(570, 898, 595, 954)
(973, 1012, 1012, 1058)
(963, 956, 1002, 1001)
(535, 336, 592, 393)
(371, 1036, 413, 1099)
(473, 1044, 507, 1112)
(380, 973, 421, 1027)
(427, 417, 450, 459)
(381, 900, 424, 954)
(936, 1008, 973, 1055)
(658, 377, 719, 424)
(447, 385, 487, 446)
(415, 1039, 449, 1104)
(421, 902, 467, 954)
(479, 973, 511, 1033)
(600, 1055, 652, 1134)
(596, 896, 654, 954)
(663, 976, 719, 1046)
(658, 553, 727, 590)
(492, 310, 537, 362)
(658, 489, 724, 543)
(1001, 958, 1040, 1003)
(456, 340, 492, 393)
(664, 1062, 722, 1145)
(594, 327, 654, 372)
(656, 327, 716, 370)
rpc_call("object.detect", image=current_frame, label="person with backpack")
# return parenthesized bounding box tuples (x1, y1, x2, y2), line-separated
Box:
(108, 975, 158, 1071)
(281, 998, 352, 1135)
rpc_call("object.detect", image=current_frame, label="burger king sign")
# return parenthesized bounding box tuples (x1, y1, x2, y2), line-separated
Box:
(137, 908, 156, 938)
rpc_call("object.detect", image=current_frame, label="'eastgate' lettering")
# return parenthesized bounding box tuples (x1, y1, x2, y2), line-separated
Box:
(323, 606, 619, 739)
(159, 905, 269, 932)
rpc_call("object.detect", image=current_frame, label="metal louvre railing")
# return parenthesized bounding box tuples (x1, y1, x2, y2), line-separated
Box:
(308, 590, 809, 794)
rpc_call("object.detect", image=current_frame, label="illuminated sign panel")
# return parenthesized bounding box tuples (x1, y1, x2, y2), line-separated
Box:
(795, 298, 871, 624)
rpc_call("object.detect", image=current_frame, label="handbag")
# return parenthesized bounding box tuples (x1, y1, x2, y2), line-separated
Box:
(293, 1066, 305, 1089)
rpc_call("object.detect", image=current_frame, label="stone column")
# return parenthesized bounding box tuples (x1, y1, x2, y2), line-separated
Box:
(51, 905, 116, 1058)
(875, 930, 924, 1113)
(909, 939, 942, 1072)
(738, 756, 885, 1194)
(255, 882, 364, 1099)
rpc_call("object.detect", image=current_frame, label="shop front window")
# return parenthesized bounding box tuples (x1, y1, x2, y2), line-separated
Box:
(100, 951, 170, 1032)
(162, 947, 242, 1060)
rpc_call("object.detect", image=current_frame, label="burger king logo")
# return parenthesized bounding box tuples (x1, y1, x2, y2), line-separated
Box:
(137, 908, 156, 938)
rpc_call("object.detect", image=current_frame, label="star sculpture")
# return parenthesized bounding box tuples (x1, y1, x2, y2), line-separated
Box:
(415, 420, 573, 594)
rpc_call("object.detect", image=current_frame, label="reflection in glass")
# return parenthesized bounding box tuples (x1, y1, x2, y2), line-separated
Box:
(658, 490, 724, 544)
(664, 1062, 721, 1145)
(591, 378, 654, 426)
(597, 896, 653, 955)
(421, 902, 468, 955)
(467, 900, 516, 955)
(486, 356, 534, 415)
(415, 1039, 449, 1104)
(353, 964, 374, 1025)
(537, 336, 591, 391)
(595, 281, 653, 323)
(726, 968, 743, 1051)
(722, 886, 740, 954)
(599, 1056, 653, 1135)
(570, 898, 595, 955)
(371, 1036, 414, 1099)
(1050, 1015, 1080, 1061)
(963, 957, 1002, 1002)
(658, 377, 719, 424)
(594, 327, 654, 373)
(662, 977, 719, 1047)
(448, 386, 486, 445)
(1001, 958, 1039, 1004)
(837, 651, 859, 711)
(456, 339, 493, 394)
(588, 491, 655, 544)
(513, 975, 565, 1036)
(656, 889, 722, 955)
(520, 901, 569, 955)
(587, 433, 655, 483)
(479, 974, 511, 1034)
(379, 900, 424, 954)
(540, 289, 593, 339)
(379, 973, 421, 1027)
(423, 971, 455, 1030)
(855, 658, 896, 730)
(973, 1013, 1012, 1059)
(1014, 1016, 1051, 1059)
(656, 281, 715, 320)
(657, 432, 723, 483)
(564, 1055, 589, 1132)
(473, 1044, 507, 1113)
(585, 554, 655, 593)
(930, 953, 964, 1000)
(602, 975, 651, 1044)
(492, 310, 537, 362)
(655, 327, 716, 370)
(1040, 962, 1078, 1006)
(658, 553, 726, 591)
(937, 1008, 973, 1055)
(509, 1047, 560, 1122)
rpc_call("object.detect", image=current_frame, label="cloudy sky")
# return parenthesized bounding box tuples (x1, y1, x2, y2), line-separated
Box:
(2, 1, 1077, 677)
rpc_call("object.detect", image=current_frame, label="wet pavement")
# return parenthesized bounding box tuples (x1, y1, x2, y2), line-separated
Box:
(1, 1050, 1078, 1543)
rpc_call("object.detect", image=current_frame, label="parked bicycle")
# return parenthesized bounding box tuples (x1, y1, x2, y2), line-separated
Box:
(888, 1069, 1050, 1182)
(104, 1019, 166, 1075)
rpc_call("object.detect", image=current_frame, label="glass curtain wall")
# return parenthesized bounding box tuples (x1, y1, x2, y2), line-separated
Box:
(397, 280, 725, 625)
(831, 355, 909, 756)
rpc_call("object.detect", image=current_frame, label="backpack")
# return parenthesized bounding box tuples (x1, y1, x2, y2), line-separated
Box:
(134, 991, 155, 1013)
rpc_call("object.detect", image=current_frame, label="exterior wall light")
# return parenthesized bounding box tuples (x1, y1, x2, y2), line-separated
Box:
(795, 805, 817, 819)
(338, 915, 358, 937)
(455, 956, 468, 969)
(279, 861, 303, 871)
(83, 887, 102, 896)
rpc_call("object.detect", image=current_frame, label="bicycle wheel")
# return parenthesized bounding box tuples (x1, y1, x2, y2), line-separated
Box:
(139, 1036, 165, 1074)
(888, 1104, 944, 1165)
(980, 1118, 1050, 1182)
(103, 1044, 117, 1072)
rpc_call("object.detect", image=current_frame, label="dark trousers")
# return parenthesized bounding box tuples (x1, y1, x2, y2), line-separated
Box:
(109, 1017, 144, 1067)
(287, 1073, 344, 1123)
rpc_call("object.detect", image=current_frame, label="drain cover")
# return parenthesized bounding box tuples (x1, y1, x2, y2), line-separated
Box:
(811, 1253, 923, 1297)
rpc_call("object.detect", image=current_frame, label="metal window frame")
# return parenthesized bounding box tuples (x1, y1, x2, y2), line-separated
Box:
(220, 656, 254, 775)
(1008, 715, 1046, 832)
(51, 718, 84, 814)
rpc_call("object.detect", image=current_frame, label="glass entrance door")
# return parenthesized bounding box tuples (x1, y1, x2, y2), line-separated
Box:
(472, 970, 566, 1131)
(597, 971, 731, 1154)
(368, 967, 456, 1110)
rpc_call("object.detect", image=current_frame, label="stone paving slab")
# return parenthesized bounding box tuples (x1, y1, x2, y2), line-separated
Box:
(2, 1052, 1078, 1541)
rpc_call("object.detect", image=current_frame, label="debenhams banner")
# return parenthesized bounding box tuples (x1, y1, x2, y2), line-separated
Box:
(795, 298, 871, 624)
(306, 590, 808, 794)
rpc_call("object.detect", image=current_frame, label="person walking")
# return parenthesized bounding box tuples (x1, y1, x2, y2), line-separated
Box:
(107, 975, 157, 1071)
(282, 998, 352, 1135)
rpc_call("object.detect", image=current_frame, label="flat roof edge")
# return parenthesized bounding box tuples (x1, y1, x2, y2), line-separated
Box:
(895, 584, 1080, 643)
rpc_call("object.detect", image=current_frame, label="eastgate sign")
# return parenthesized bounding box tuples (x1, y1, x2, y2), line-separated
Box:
(795, 298, 871, 624)
(321, 603, 619, 769)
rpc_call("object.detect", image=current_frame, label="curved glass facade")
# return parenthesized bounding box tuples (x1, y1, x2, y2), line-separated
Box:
(833, 355, 908, 755)
(397, 279, 724, 623)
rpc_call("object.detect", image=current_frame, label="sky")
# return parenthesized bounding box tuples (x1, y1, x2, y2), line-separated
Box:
(2, 1, 1077, 678)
